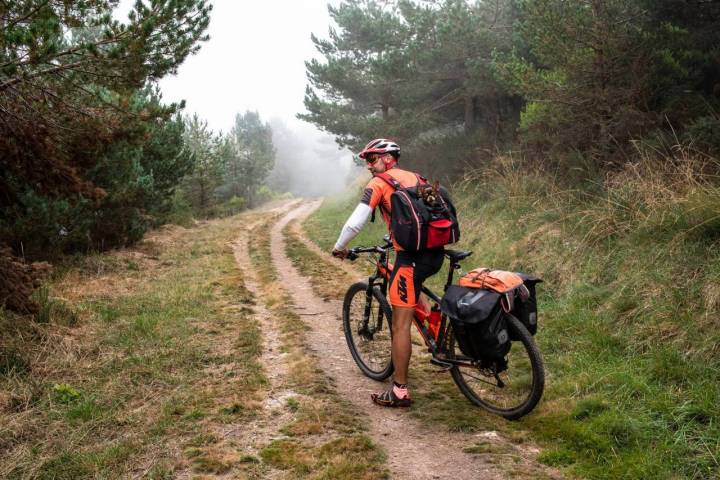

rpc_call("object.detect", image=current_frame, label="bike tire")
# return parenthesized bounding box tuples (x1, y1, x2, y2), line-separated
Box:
(449, 314, 544, 420)
(342, 282, 394, 381)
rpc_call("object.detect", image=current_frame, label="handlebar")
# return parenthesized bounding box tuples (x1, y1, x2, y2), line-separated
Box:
(347, 238, 393, 261)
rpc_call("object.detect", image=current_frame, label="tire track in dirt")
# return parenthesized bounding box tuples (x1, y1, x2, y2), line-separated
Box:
(270, 201, 512, 480)
(175, 211, 297, 480)
(230, 218, 297, 452)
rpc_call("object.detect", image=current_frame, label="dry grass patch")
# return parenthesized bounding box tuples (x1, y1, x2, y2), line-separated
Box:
(283, 221, 355, 301)
(0, 213, 268, 479)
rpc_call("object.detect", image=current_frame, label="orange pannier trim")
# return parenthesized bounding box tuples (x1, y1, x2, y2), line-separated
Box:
(458, 268, 524, 294)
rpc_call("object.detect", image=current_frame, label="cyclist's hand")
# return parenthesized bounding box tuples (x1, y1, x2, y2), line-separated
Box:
(332, 248, 349, 260)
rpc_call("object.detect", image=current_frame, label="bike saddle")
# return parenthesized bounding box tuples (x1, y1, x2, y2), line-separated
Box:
(445, 249, 473, 262)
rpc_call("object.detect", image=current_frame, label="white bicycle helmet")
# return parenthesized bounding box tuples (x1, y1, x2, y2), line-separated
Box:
(358, 138, 400, 159)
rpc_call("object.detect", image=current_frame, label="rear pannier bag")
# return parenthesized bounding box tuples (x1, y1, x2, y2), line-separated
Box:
(440, 285, 510, 360)
(510, 273, 543, 339)
(375, 173, 460, 252)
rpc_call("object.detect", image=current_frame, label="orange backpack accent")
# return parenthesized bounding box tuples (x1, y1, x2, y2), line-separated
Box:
(459, 268, 524, 293)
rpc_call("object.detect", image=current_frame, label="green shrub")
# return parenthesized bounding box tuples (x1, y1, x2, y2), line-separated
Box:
(31, 286, 78, 326)
(52, 383, 82, 404)
(685, 115, 720, 155)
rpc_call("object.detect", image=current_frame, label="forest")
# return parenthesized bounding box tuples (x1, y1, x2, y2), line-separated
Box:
(3, 0, 718, 311)
(0, 1, 284, 312)
(301, 0, 719, 175)
(1, 1, 719, 478)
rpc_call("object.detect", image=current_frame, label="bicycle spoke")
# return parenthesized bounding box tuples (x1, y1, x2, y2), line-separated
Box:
(458, 370, 501, 388)
(343, 284, 393, 379)
(449, 315, 544, 418)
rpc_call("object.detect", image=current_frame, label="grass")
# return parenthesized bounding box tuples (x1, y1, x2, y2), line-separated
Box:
(303, 189, 388, 253)
(302, 153, 720, 480)
(0, 214, 268, 478)
(284, 221, 358, 300)
(246, 216, 389, 479)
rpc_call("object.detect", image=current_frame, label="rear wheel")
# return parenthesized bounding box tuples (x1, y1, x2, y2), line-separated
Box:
(342, 282, 394, 381)
(449, 314, 544, 420)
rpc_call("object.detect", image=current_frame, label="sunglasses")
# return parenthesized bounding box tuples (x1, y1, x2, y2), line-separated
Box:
(365, 154, 382, 165)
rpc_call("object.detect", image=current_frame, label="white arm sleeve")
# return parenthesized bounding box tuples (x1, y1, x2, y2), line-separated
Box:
(334, 203, 373, 250)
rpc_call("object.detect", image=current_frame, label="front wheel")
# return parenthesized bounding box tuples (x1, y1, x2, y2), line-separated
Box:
(342, 282, 394, 381)
(449, 314, 544, 420)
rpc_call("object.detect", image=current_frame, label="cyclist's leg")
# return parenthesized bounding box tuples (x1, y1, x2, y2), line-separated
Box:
(372, 250, 445, 407)
(387, 255, 416, 385)
(369, 255, 415, 407)
(386, 249, 445, 383)
(390, 306, 414, 384)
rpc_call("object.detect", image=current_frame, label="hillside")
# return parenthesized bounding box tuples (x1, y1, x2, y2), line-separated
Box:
(303, 154, 720, 479)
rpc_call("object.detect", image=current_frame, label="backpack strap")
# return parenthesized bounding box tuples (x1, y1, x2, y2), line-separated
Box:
(373, 172, 407, 221)
(414, 173, 429, 185)
(374, 172, 402, 190)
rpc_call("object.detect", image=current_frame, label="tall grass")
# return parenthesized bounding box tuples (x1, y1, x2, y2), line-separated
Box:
(454, 149, 720, 478)
(305, 147, 720, 479)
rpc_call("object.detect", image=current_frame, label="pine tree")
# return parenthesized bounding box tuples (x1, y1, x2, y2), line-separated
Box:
(224, 111, 275, 207)
(299, 0, 416, 150)
(300, 0, 520, 158)
(0, 0, 212, 202)
(181, 115, 223, 214)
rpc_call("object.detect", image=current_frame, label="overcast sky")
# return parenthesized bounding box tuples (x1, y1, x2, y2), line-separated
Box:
(117, 0, 343, 139)
(115, 0, 357, 194)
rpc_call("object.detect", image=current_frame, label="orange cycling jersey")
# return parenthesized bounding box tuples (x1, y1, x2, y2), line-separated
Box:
(360, 168, 422, 252)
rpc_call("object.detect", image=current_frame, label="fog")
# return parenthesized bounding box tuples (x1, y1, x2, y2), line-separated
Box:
(267, 119, 360, 197)
(113, 0, 355, 197)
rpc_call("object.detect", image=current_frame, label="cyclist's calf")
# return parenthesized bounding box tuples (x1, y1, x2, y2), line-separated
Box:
(391, 306, 415, 385)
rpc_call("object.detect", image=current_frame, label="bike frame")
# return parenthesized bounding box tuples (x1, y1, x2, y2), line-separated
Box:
(353, 243, 475, 368)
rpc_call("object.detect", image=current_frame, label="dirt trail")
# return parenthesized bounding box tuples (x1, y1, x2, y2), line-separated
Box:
(270, 201, 512, 480)
(176, 212, 296, 480)
(231, 218, 296, 444)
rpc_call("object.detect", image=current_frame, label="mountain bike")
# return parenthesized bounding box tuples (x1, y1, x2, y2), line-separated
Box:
(342, 237, 544, 420)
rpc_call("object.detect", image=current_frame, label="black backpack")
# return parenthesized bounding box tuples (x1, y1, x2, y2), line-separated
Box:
(440, 285, 510, 361)
(375, 172, 460, 252)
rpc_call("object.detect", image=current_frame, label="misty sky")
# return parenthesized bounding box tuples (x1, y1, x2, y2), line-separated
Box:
(115, 0, 358, 195)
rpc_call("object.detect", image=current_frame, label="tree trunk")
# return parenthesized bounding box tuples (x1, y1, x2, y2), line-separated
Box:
(381, 103, 389, 121)
(198, 179, 206, 211)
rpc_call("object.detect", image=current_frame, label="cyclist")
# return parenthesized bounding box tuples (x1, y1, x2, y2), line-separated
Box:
(332, 138, 444, 407)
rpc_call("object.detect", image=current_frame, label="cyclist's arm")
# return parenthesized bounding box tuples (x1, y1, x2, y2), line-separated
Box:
(333, 203, 372, 250)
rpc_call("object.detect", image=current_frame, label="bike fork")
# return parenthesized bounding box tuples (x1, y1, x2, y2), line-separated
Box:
(362, 286, 373, 327)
